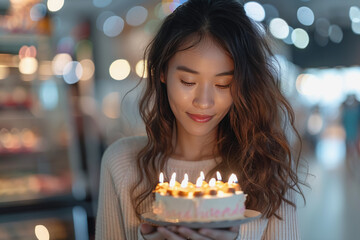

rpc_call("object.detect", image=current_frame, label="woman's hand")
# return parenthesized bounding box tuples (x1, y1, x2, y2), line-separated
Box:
(141, 223, 239, 240)
(140, 223, 164, 240)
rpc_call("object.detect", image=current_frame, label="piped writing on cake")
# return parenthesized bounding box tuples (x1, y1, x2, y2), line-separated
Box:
(153, 200, 246, 220)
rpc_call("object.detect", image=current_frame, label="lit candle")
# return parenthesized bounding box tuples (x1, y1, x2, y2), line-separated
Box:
(216, 171, 222, 181)
(208, 178, 217, 196)
(227, 173, 240, 193)
(155, 172, 168, 194)
(193, 176, 204, 197)
(167, 172, 177, 196)
(179, 174, 189, 197)
(159, 172, 164, 184)
(200, 171, 206, 186)
(199, 171, 204, 179)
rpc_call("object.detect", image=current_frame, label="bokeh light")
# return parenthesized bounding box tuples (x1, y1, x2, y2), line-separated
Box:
(316, 126, 346, 170)
(57, 37, 75, 54)
(126, 6, 148, 26)
(103, 16, 124, 37)
(79, 59, 95, 81)
(30, 3, 47, 21)
(328, 25, 343, 43)
(0, 65, 10, 80)
(297, 6, 314, 26)
(96, 11, 114, 31)
(296, 73, 321, 101)
(19, 45, 37, 59)
(160, 0, 179, 16)
(47, 0, 64, 12)
(93, 0, 112, 8)
(135, 60, 147, 78)
(52, 53, 72, 76)
(102, 92, 120, 119)
(291, 28, 309, 49)
(315, 18, 330, 37)
(19, 57, 38, 75)
(349, 6, 360, 22)
(39, 80, 59, 110)
(35, 225, 50, 240)
(76, 40, 93, 61)
(269, 18, 289, 39)
(244, 1, 265, 22)
(351, 21, 360, 34)
(154, 2, 167, 19)
(307, 112, 323, 135)
(109, 59, 131, 80)
(63, 61, 83, 84)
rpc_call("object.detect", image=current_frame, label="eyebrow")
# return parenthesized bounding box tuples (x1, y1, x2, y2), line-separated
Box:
(176, 65, 234, 76)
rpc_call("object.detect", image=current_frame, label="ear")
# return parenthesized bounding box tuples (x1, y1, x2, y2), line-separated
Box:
(160, 72, 166, 84)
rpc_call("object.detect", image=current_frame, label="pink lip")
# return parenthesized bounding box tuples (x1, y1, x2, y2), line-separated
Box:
(187, 113, 214, 123)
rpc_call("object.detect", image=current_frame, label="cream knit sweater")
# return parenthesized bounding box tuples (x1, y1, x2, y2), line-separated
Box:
(95, 136, 301, 240)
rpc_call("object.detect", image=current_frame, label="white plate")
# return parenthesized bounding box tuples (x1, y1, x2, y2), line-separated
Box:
(141, 209, 261, 228)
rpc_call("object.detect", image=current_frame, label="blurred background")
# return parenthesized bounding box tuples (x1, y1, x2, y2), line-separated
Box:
(0, 0, 359, 239)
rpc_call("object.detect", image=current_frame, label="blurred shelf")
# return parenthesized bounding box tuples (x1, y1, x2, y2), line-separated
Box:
(0, 205, 91, 240)
(0, 110, 43, 120)
(0, 147, 67, 158)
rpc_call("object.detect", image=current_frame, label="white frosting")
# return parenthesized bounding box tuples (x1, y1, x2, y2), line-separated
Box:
(153, 191, 247, 222)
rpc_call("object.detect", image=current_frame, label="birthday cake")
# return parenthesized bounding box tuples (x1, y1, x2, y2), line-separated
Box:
(153, 172, 247, 222)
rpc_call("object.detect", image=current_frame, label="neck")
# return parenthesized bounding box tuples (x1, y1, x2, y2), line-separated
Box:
(171, 126, 218, 161)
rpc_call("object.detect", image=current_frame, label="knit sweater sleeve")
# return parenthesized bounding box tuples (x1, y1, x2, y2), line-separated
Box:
(95, 143, 127, 240)
(262, 190, 300, 240)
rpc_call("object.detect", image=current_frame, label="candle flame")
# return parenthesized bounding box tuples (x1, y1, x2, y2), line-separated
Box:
(184, 173, 188, 181)
(181, 175, 188, 188)
(200, 171, 205, 181)
(169, 172, 176, 188)
(209, 178, 216, 187)
(216, 171, 222, 181)
(159, 172, 164, 183)
(228, 173, 238, 184)
(196, 176, 203, 188)
(171, 172, 176, 182)
(170, 176, 175, 188)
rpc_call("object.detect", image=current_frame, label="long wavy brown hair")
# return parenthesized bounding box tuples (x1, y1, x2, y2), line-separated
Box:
(130, 0, 306, 220)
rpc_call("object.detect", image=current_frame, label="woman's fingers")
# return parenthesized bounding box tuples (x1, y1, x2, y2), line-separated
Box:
(177, 227, 209, 240)
(143, 231, 166, 240)
(229, 225, 240, 233)
(140, 223, 157, 235)
(198, 228, 238, 240)
(157, 227, 186, 240)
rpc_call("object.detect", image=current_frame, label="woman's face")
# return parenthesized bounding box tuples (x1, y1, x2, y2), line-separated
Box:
(162, 37, 234, 139)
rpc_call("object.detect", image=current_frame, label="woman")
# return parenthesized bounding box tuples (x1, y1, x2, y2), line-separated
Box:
(96, 0, 306, 239)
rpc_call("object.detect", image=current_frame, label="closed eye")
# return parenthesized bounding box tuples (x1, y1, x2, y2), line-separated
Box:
(180, 79, 195, 86)
(216, 84, 231, 89)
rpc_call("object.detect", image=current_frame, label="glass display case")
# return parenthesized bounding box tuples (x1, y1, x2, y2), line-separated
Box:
(0, 33, 91, 239)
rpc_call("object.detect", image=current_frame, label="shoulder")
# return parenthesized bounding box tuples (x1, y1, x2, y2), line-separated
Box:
(101, 135, 148, 172)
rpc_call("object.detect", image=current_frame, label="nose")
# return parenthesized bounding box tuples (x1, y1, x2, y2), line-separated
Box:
(193, 84, 214, 109)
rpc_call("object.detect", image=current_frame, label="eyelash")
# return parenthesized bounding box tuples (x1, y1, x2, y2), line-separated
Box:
(180, 80, 231, 89)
